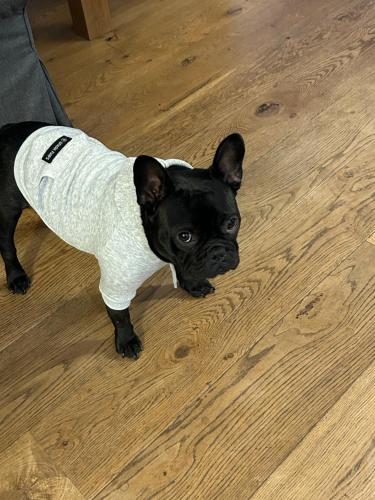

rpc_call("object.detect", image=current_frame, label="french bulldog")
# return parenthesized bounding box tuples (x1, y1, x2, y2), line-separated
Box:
(0, 122, 245, 359)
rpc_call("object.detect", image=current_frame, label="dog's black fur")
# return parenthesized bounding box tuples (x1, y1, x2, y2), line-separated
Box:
(0, 122, 245, 359)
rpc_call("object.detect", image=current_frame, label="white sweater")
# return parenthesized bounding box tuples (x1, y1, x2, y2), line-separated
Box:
(14, 126, 191, 309)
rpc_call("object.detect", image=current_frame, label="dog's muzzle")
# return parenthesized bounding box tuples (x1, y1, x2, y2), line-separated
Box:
(205, 243, 239, 278)
(177, 241, 239, 281)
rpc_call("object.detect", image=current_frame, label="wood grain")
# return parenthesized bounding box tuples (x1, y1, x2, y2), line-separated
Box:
(0, 433, 84, 499)
(95, 242, 375, 499)
(367, 231, 375, 245)
(251, 363, 375, 500)
(0, 0, 374, 498)
(30, 0, 375, 141)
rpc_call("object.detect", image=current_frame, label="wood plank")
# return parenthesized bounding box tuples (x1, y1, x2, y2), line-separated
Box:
(0, 433, 84, 499)
(97, 242, 375, 499)
(104, 4, 375, 152)
(251, 363, 375, 500)
(30, 0, 375, 144)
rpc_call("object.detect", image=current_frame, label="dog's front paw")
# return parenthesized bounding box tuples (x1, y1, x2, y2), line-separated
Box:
(182, 279, 215, 298)
(115, 331, 143, 359)
(8, 273, 31, 295)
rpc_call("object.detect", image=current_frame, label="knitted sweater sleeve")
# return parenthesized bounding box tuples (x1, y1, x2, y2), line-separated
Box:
(96, 227, 140, 311)
(97, 252, 139, 310)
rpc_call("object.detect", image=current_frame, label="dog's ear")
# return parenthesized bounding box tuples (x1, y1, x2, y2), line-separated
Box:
(134, 156, 171, 207)
(210, 133, 245, 192)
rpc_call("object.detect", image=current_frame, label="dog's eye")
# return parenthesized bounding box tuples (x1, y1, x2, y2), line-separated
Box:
(226, 217, 238, 231)
(178, 231, 192, 243)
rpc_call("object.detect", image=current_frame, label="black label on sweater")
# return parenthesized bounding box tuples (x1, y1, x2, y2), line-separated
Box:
(42, 136, 72, 163)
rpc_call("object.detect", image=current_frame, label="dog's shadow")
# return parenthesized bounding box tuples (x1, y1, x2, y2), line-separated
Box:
(9, 212, 185, 362)
(136, 284, 181, 303)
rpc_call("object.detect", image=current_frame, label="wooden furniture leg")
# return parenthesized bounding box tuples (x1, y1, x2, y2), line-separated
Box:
(67, 0, 112, 40)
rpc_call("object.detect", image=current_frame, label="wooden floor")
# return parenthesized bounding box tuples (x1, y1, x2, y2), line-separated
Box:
(1, 0, 375, 498)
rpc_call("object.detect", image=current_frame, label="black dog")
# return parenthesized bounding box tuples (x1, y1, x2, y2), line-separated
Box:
(0, 122, 245, 358)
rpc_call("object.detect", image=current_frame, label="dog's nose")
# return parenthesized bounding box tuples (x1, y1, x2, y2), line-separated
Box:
(210, 248, 226, 263)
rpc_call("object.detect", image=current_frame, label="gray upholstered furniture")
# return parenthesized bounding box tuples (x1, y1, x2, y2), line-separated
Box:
(0, 0, 71, 128)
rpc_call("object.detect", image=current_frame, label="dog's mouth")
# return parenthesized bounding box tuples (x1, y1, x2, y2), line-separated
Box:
(178, 244, 239, 281)
(205, 255, 239, 278)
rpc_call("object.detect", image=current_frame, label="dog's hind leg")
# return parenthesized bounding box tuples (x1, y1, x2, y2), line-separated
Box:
(0, 206, 30, 294)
